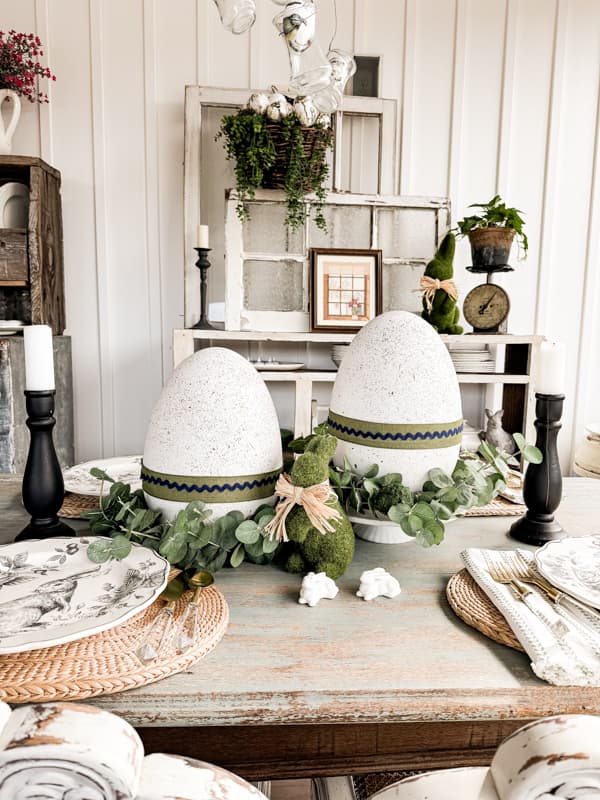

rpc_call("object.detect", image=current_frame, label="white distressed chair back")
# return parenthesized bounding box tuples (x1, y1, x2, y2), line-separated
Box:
(368, 715, 600, 800)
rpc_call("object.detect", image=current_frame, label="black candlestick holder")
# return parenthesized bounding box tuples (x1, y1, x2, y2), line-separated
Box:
(509, 393, 565, 546)
(192, 247, 215, 330)
(16, 390, 76, 542)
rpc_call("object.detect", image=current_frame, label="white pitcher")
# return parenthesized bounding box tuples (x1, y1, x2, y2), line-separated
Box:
(0, 89, 21, 155)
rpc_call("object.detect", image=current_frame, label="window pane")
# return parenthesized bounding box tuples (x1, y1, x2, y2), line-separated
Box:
(378, 208, 437, 260)
(243, 203, 304, 254)
(243, 260, 304, 311)
(309, 205, 371, 249)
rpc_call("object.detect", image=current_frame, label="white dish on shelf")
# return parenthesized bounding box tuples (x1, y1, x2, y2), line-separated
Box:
(535, 534, 600, 609)
(63, 455, 142, 496)
(0, 181, 29, 228)
(0, 320, 25, 336)
(0, 537, 169, 654)
(251, 362, 304, 371)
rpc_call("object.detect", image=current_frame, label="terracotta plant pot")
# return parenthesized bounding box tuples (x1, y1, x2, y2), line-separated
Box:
(468, 227, 515, 267)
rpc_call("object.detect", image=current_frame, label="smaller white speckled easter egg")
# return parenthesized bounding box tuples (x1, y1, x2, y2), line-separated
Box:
(328, 311, 462, 490)
(142, 348, 282, 521)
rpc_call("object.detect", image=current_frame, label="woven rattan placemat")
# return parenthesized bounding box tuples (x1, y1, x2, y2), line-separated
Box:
(60, 492, 100, 518)
(464, 496, 525, 517)
(0, 585, 229, 703)
(446, 568, 523, 651)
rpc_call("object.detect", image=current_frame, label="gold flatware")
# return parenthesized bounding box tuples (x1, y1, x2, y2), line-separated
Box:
(509, 551, 600, 623)
(485, 557, 570, 638)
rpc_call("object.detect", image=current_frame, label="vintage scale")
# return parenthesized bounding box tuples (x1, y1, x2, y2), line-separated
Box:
(462, 262, 512, 334)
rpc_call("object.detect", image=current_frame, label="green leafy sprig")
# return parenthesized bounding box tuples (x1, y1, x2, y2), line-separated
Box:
(84, 468, 280, 577)
(454, 194, 528, 257)
(217, 109, 333, 231)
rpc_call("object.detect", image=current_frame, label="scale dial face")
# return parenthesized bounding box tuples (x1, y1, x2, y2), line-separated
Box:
(463, 283, 510, 332)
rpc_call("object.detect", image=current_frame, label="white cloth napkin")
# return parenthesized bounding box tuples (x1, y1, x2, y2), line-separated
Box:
(461, 547, 600, 685)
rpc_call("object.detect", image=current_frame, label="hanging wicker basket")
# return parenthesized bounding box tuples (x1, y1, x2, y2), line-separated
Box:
(262, 121, 332, 192)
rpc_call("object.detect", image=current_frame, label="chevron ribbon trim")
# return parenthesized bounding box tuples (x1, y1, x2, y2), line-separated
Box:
(141, 464, 282, 503)
(327, 412, 463, 450)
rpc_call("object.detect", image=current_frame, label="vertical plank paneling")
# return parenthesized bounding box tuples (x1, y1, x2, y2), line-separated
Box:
(156, 0, 199, 381)
(47, 0, 104, 461)
(535, 0, 600, 466)
(88, 0, 116, 455)
(400, 0, 456, 196)
(496, 0, 556, 337)
(96, 0, 162, 454)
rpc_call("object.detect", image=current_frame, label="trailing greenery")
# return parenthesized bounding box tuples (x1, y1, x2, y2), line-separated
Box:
(455, 194, 528, 257)
(217, 109, 333, 231)
(84, 468, 281, 590)
(290, 425, 542, 548)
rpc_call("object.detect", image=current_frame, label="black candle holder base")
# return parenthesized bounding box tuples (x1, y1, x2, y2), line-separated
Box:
(191, 318, 215, 331)
(16, 517, 76, 542)
(508, 392, 565, 547)
(509, 514, 564, 547)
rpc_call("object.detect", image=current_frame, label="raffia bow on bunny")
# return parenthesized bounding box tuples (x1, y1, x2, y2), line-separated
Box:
(265, 434, 355, 579)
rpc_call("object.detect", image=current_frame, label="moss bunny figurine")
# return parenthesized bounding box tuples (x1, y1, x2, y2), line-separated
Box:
(269, 434, 355, 580)
(421, 232, 463, 334)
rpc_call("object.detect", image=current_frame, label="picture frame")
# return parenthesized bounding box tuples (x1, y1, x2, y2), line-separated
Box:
(310, 248, 383, 332)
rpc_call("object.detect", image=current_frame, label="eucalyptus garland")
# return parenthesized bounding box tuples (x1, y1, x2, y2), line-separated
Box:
(84, 468, 280, 588)
(328, 434, 541, 546)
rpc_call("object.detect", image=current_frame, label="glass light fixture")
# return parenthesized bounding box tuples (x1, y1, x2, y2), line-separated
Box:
(213, 0, 256, 34)
(273, 0, 332, 96)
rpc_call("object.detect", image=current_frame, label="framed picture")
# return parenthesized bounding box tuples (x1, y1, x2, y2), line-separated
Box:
(310, 248, 382, 332)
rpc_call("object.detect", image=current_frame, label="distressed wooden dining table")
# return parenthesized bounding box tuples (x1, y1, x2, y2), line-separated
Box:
(1, 475, 600, 780)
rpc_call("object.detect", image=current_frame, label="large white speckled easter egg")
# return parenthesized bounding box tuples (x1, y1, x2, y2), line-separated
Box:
(328, 311, 462, 489)
(142, 347, 282, 521)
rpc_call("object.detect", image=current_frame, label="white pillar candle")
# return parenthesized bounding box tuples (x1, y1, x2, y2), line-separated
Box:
(197, 224, 209, 248)
(24, 325, 55, 391)
(537, 340, 566, 395)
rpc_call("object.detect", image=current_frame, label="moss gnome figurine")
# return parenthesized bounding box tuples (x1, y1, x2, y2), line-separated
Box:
(265, 434, 354, 579)
(420, 231, 463, 334)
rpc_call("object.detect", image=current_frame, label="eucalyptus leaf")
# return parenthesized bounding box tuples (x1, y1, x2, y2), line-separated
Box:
(235, 520, 260, 544)
(111, 534, 132, 559)
(408, 513, 424, 533)
(524, 444, 543, 464)
(90, 467, 114, 483)
(262, 534, 280, 554)
(387, 503, 410, 524)
(230, 542, 245, 568)
(428, 468, 454, 489)
(363, 464, 379, 479)
(86, 539, 113, 563)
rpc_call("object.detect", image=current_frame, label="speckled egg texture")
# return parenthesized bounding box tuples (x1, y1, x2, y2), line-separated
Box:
(328, 310, 462, 489)
(143, 347, 282, 520)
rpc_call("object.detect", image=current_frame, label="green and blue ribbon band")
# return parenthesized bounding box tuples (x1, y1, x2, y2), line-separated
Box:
(328, 411, 463, 450)
(141, 464, 282, 503)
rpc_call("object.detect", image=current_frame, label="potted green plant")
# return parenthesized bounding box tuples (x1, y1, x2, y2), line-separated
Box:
(455, 194, 528, 267)
(217, 93, 334, 231)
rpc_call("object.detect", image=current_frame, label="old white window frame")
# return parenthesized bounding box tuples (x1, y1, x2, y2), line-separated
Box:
(183, 86, 399, 328)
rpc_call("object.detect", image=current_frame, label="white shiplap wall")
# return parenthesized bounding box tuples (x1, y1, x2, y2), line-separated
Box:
(2, 0, 599, 469)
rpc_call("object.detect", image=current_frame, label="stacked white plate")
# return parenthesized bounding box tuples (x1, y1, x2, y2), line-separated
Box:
(331, 344, 349, 368)
(447, 342, 495, 373)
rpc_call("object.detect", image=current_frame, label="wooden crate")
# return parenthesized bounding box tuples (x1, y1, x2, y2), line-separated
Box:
(0, 229, 27, 283)
(0, 156, 65, 334)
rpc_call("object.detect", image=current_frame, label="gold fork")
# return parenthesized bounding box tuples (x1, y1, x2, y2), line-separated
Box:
(485, 555, 570, 638)
(507, 551, 600, 623)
